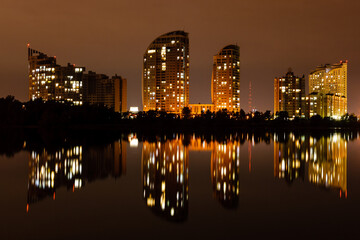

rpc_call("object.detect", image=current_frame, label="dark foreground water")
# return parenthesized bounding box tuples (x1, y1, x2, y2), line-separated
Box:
(1, 131, 359, 239)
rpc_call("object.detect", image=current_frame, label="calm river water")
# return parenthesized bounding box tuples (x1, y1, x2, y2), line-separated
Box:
(1, 131, 359, 239)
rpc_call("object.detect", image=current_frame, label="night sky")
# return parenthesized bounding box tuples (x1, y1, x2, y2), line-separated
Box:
(1, 0, 359, 113)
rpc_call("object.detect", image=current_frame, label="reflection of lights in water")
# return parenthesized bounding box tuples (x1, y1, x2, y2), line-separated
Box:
(128, 134, 139, 147)
(142, 139, 189, 221)
(212, 141, 240, 208)
(274, 133, 347, 196)
(130, 138, 138, 147)
(27, 141, 126, 210)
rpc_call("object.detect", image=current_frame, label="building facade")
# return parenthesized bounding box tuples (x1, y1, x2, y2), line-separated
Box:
(211, 45, 240, 112)
(308, 61, 348, 118)
(28, 47, 127, 112)
(308, 92, 347, 118)
(188, 103, 215, 115)
(28, 48, 84, 105)
(83, 72, 127, 112)
(142, 31, 190, 113)
(274, 69, 306, 118)
(309, 61, 347, 98)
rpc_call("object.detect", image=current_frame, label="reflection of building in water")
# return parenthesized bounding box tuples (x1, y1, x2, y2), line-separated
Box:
(273, 133, 306, 183)
(142, 135, 242, 218)
(142, 139, 189, 221)
(308, 134, 347, 195)
(211, 141, 240, 208)
(27, 140, 126, 210)
(188, 137, 214, 151)
(274, 133, 347, 196)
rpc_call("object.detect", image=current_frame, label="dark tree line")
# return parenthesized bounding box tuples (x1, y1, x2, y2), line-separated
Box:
(0, 96, 122, 126)
(0, 96, 359, 128)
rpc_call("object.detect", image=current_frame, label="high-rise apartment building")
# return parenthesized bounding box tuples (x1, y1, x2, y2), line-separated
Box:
(28, 48, 84, 105)
(28, 46, 127, 112)
(309, 61, 347, 97)
(308, 92, 347, 118)
(83, 72, 127, 112)
(274, 69, 306, 118)
(308, 61, 347, 118)
(211, 45, 240, 112)
(142, 31, 189, 113)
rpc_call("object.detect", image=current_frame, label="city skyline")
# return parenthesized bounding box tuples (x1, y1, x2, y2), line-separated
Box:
(2, 1, 360, 238)
(1, 0, 359, 113)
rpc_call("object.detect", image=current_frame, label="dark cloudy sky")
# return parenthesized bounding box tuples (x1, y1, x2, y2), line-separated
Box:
(1, 0, 359, 113)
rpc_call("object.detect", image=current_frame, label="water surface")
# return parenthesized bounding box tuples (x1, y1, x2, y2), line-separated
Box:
(0, 131, 359, 239)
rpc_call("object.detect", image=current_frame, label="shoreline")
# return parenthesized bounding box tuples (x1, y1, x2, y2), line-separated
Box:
(1, 119, 359, 131)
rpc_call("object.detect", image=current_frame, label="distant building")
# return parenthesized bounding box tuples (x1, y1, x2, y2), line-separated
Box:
(142, 31, 189, 113)
(188, 103, 214, 115)
(129, 107, 139, 113)
(28, 48, 84, 105)
(83, 71, 127, 112)
(308, 61, 348, 118)
(274, 69, 306, 118)
(309, 61, 347, 97)
(27, 46, 127, 112)
(307, 92, 347, 119)
(211, 45, 240, 112)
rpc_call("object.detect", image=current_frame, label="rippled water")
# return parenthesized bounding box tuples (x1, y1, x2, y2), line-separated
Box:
(1, 131, 359, 239)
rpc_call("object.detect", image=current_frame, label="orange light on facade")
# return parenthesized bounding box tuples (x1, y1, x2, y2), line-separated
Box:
(26, 204, 29, 213)
(53, 192, 56, 200)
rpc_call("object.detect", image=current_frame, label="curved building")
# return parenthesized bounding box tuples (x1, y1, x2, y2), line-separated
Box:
(211, 45, 240, 112)
(142, 31, 189, 113)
